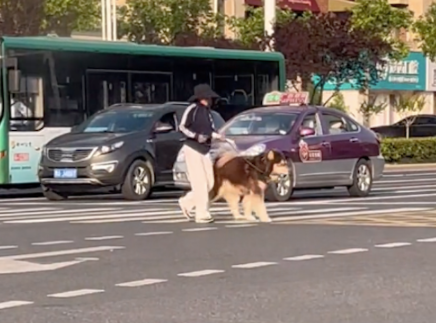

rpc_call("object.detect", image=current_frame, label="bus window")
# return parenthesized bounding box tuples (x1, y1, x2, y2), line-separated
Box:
(9, 75, 44, 132)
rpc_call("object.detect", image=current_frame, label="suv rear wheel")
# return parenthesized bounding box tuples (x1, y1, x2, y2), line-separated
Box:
(121, 160, 153, 200)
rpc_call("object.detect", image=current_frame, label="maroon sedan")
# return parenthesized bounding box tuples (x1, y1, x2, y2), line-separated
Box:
(173, 92, 385, 202)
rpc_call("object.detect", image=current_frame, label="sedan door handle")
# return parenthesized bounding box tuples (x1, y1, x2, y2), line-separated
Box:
(349, 137, 360, 143)
(321, 141, 330, 146)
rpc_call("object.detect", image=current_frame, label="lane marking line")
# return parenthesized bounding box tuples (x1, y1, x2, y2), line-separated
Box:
(84, 236, 123, 241)
(0, 300, 33, 310)
(31, 241, 73, 246)
(182, 227, 218, 232)
(177, 269, 225, 277)
(116, 279, 168, 287)
(374, 242, 412, 248)
(0, 246, 18, 250)
(3, 246, 125, 260)
(416, 237, 436, 242)
(232, 262, 278, 269)
(273, 208, 432, 223)
(328, 248, 368, 254)
(225, 224, 258, 228)
(283, 255, 324, 261)
(135, 231, 173, 236)
(47, 289, 104, 298)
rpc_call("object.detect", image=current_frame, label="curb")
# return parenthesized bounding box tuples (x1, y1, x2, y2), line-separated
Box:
(385, 163, 436, 171)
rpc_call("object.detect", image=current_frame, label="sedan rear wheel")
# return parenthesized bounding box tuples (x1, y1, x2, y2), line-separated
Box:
(347, 159, 372, 197)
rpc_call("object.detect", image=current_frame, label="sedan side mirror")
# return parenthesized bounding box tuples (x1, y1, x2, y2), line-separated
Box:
(299, 127, 315, 137)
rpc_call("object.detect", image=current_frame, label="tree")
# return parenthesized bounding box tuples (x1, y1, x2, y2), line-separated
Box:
(413, 2, 436, 61)
(0, 0, 45, 36)
(350, 0, 413, 60)
(358, 93, 387, 127)
(118, 0, 224, 45)
(0, 0, 99, 37)
(226, 6, 294, 49)
(42, 0, 100, 36)
(273, 13, 393, 105)
(328, 92, 348, 113)
(393, 93, 425, 138)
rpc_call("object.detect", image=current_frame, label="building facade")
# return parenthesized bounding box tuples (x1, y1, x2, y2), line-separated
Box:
(321, 51, 434, 126)
(322, 0, 436, 127)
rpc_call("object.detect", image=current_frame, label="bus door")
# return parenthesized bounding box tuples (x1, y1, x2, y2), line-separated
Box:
(7, 67, 46, 184)
(86, 71, 128, 115)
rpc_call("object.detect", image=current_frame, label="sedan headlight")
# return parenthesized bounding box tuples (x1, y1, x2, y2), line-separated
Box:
(241, 143, 266, 156)
(176, 150, 185, 162)
(95, 141, 124, 156)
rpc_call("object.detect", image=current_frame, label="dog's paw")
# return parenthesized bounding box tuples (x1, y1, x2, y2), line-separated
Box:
(234, 216, 247, 221)
(260, 217, 272, 223)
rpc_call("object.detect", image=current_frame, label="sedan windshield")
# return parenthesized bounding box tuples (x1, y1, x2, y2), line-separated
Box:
(222, 112, 298, 136)
(77, 110, 155, 133)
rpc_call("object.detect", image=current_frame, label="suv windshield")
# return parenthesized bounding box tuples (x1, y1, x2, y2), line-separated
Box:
(77, 110, 155, 133)
(222, 112, 298, 136)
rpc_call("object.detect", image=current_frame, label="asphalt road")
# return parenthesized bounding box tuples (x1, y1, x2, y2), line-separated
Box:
(1, 169, 436, 322)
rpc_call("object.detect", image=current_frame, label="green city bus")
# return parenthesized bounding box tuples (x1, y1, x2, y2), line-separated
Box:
(0, 36, 286, 186)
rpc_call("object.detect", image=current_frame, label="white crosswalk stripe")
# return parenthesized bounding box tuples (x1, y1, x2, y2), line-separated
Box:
(0, 202, 430, 225)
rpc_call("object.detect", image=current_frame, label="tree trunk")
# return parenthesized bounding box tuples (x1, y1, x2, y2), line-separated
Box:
(406, 125, 410, 139)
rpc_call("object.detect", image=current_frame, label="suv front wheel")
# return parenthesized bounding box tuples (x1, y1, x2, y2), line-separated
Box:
(121, 160, 153, 200)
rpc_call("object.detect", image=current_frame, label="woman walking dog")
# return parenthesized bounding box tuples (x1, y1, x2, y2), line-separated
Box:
(178, 84, 225, 223)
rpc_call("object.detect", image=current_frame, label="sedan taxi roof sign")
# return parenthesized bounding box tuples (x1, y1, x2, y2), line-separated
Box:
(262, 91, 309, 106)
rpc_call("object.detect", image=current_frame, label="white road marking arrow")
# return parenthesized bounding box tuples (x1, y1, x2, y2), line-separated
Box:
(0, 258, 93, 274)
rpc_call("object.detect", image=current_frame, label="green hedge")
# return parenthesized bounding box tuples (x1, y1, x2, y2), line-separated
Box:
(381, 137, 436, 164)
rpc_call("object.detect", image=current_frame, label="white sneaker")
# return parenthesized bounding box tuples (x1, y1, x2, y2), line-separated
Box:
(195, 217, 215, 224)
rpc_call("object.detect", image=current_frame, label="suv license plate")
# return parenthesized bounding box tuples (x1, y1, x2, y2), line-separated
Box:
(54, 169, 77, 179)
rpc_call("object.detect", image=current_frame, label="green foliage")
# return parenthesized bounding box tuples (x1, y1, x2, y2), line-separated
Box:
(274, 13, 393, 98)
(0, 0, 100, 36)
(358, 94, 387, 126)
(42, 0, 100, 36)
(413, 2, 436, 61)
(226, 6, 294, 49)
(118, 0, 224, 44)
(381, 138, 436, 163)
(351, 0, 412, 60)
(327, 92, 348, 112)
(394, 93, 425, 138)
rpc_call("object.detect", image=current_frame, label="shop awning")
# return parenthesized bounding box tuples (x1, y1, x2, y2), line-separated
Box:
(328, 0, 356, 12)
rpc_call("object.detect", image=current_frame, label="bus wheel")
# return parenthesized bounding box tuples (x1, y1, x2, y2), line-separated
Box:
(42, 187, 68, 201)
(121, 160, 153, 200)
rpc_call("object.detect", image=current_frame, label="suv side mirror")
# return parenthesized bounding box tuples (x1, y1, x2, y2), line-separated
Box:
(154, 123, 174, 134)
(299, 127, 315, 137)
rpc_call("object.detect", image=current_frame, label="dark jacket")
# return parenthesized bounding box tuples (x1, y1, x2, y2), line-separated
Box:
(180, 102, 216, 155)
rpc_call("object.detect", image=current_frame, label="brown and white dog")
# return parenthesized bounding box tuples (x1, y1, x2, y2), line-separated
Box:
(209, 150, 289, 222)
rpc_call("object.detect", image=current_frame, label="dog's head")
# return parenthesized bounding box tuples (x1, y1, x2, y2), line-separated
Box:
(258, 150, 289, 183)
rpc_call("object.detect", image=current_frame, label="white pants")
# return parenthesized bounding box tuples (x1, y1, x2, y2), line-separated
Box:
(179, 145, 214, 220)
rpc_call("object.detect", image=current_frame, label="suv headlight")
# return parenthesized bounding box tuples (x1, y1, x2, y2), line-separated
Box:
(95, 141, 124, 156)
(241, 143, 266, 156)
